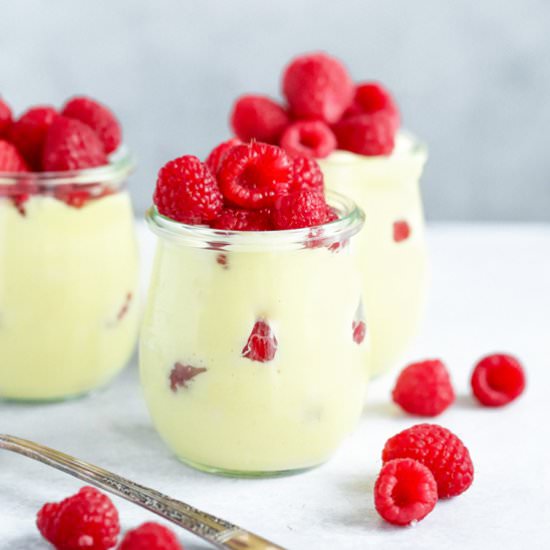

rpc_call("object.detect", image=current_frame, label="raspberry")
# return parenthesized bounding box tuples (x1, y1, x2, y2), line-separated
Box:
(374, 458, 438, 526)
(42, 116, 108, 171)
(352, 320, 366, 345)
(280, 120, 336, 159)
(333, 112, 396, 156)
(218, 142, 291, 209)
(0, 139, 29, 172)
(169, 362, 207, 392)
(393, 220, 411, 242)
(211, 206, 272, 231)
(119, 522, 182, 550)
(62, 96, 122, 154)
(392, 360, 455, 417)
(242, 320, 277, 363)
(282, 52, 354, 123)
(345, 82, 400, 131)
(230, 95, 289, 144)
(290, 155, 324, 193)
(205, 138, 241, 175)
(36, 486, 120, 550)
(471, 353, 526, 407)
(273, 189, 329, 230)
(0, 98, 12, 137)
(10, 106, 58, 169)
(382, 424, 474, 498)
(154, 155, 223, 224)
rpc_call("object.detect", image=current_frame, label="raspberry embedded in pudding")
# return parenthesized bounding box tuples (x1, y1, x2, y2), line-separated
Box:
(169, 362, 207, 392)
(242, 320, 278, 363)
(352, 300, 366, 344)
(393, 220, 411, 243)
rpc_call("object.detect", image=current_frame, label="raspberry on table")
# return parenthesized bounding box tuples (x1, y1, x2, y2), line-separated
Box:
(279, 120, 336, 159)
(218, 142, 291, 209)
(333, 112, 396, 156)
(290, 154, 324, 194)
(0, 139, 30, 172)
(205, 138, 242, 175)
(345, 82, 400, 131)
(382, 424, 474, 498)
(0, 98, 13, 137)
(62, 96, 122, 154)
(10, 105, 58, 169)
(154, 155, 223, 224)
(242, 320, 278, 363)
(36, 486, 120, 550)
(273, 188, 330, 230)
(118, 522, 183, 550)
(393, 220, 411, 242)
(374, 458, 438, 526)
(282, 52, 354, 123)
(392, 359, 455, 417)
(471, 353, 526, 407)
(211, 206, 273, 231)
(230, 95, 289, 144)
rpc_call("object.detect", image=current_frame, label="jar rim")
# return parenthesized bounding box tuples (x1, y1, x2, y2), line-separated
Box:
(0, 146, 135, 187)
(146, 190, 365, 252)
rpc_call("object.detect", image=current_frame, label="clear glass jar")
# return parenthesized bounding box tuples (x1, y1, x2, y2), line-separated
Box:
(0, 149, 139, 401)
(319, 133, 428, 377)
(140, 192, 367, 477)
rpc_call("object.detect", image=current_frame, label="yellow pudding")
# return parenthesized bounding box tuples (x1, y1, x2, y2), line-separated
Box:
(319, 133, 428, 376)
(140, 193, 368, 476)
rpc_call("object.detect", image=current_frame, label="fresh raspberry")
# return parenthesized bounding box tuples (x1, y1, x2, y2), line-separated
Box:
(471, 353, 526, 407)
(290, 155, 324, 193)
(352, 320, 366, 345)
(230, 95, 289, 144)
(218, 142, 291, 209)
(242, 320, 278, 363)
(273, 189, 330, 230)
(280, 120, 336, 159)
(169, 362, 207, 392)
(382, 424, 474, 498)
(393, 220, 411, 242)
(392, 360, 455, 417)
(282, 52, 354, 123)
(42, 116, 108, 171)
(0, 98, 13, 137)
(36, 486, 120, 550)
(0, 139, 30, 172)
(119, 522, 183, 550)
(333, 112, 396, 156)
(154, 155, 223, 224)
(205, 138, 242, 175)
(344, 82, 400, 131)
(374, 458, 438, 526)
(211, 206, 272, 231)
(62, 96, 122, 154)
(9, 106, 58, 169)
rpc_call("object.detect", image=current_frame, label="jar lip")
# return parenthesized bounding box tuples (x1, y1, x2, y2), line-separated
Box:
(146, 191, 365, 252)
(0, 146, 135, 187)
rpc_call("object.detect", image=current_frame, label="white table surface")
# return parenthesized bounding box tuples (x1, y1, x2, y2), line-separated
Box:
(1, 222, 549, 549)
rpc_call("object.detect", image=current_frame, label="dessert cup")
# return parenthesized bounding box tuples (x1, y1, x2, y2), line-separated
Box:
(140, 191, 368, 477)
(0, 149, 139, 401)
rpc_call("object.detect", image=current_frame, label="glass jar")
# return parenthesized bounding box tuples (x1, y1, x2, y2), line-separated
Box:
(140, 192, 367, 477)
(319, 133, 428, 377)
(0, 149, 139, 401)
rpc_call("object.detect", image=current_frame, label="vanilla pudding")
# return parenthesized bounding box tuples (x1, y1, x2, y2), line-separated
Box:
(140, 193, 368, 476)
(319, 133, 428, 376)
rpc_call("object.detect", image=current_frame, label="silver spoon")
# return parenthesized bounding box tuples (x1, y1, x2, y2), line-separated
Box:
(0, 434, 285, 550)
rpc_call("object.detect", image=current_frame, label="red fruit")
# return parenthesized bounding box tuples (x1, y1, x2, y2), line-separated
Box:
(205, 138, 241, 175)
(374, 458, 438, 526)
(393, 220, 411, 242)
(382, 424, 474, 498)
(280, 120, 336, 159)
(345, 82, 400, 131)
(10, 106, 58, 169)
(154, 155, 223, 224)
(0, 139, 30, 172)
(333, 112, 395, 156)
(352, 320, 366, 345)
(230, 95, 289, 144)
(392, 359, 455, 417)
(211, 206, 272, 231)
(242, 320, 278, 363)
(62, 96, 121, 154)
(290, 155, 324, 193)
(169, 362, 207, 392)
(273, 188, 329, 230)
(218, 142, 291, 209)
(471, 353, 526, 407)
(36, 486, 120, 550)
(119, 522, 183, 550)
(282, 52, 354, 123)
(42, 116, 108, 171)
(0, 98, 12, 137)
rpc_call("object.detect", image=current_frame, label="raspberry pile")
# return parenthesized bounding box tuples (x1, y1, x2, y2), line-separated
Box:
(229, 52, 400, 158)
(37, 486, 183, 549)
